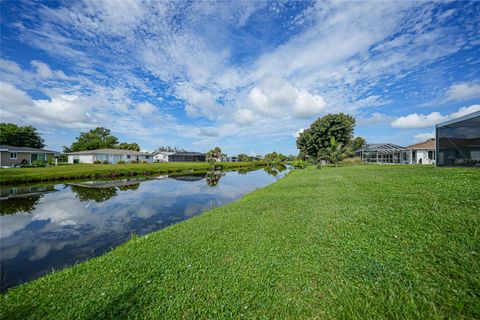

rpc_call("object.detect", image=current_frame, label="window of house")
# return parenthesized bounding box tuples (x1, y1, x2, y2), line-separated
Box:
(428, 151, 435, 160)
(127, 155, 131, 159)
(10, 152, 17, 159)
(145, 155, 150, 159)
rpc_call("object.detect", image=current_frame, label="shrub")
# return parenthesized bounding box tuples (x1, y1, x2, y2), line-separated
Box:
(342, 157, 362, 166)
(130, 160, 139, 164)
(291, 159, 308, 169)
(102, 160, 109, 164)
(93, 160, 102, 164)
(142, 160, 148, 164)
(20, 159, 30, 167)
(48, 158, 56, 166)
(117, 160, 126, 164)
(32, 160, 46, 167)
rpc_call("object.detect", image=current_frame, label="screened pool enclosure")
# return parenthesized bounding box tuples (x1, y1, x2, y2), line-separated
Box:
(436, 111, 480, 167)
(356, 143, 411, 164)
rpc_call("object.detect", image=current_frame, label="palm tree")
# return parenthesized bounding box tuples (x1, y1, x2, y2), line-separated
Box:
(317, 136, 351, 167)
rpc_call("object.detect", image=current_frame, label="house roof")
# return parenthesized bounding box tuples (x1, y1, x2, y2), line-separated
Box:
(356, 143, 406, 153)
(66, 149, 152, 155)
(405, 138, 435, 150)
(154, 151, 176, 156)
(154, 151, 205, 156)
(0, 145, 57, 153)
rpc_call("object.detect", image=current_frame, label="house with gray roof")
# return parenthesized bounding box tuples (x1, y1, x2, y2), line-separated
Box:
(66, 149, 153, 164)
(0, 145, 57, 167)
(153, 151, 206, 162)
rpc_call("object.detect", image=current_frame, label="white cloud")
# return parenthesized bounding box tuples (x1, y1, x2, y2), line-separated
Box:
(31, 60, 54, 78)
(391, 112, 448, 128)
(391, 104, 480, 129)
(413, 131, 435, 142)
(294, 128, 305, 138)
(245, 78, 326, 120)
(450, 104, 480, 119)
(444, 82, 480, 102)
(234, 109, 254, 125)
(136, 102, 156, 115)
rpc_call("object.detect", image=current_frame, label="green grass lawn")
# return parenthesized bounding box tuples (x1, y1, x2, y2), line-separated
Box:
(2, 165, 479, 319)
(0, 162, 263, 185)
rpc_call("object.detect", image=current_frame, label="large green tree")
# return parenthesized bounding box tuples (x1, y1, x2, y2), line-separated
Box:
(296, 113, 356, 159)
(64, 127, 119, 152)
(351, 136, 366, 152)
(118, 142, 140, 152)
(0, 123, 45, 148)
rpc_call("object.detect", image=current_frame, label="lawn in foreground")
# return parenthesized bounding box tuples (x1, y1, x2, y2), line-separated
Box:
(2, 165, 479, 319)
(0, 161, 262, 184)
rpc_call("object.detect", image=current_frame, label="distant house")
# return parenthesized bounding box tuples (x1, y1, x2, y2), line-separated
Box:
(222, 156, 238, 162)
(436, 110, 480, 167)
(355, 143, 410, 164)
(66, 149, 153, 164)
(405, 138, 436, 164)
(0, 145, 56, 167)
(153, 151, 206, 162)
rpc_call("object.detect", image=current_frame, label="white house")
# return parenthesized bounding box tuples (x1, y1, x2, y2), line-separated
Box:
(67, 149, 153, 164)
(154, 151, 175, 162)
(405, 138, 435, 164)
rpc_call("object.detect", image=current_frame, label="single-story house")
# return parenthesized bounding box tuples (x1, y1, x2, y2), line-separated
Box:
(436, 110, 480, 167)
(405, 138, 436, 164)
(0, 145, 56, 167)
(154, 151, 206, 162)
(222, 156, 238, 162)
(67, 149, 153, 164)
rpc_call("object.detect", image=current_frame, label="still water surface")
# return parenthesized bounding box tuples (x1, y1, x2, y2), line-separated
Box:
(0, 166, 288, 291)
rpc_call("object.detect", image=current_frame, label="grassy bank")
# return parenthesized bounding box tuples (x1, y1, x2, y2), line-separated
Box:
(0, 162, 264, 185)
(2, 165, 479, 319)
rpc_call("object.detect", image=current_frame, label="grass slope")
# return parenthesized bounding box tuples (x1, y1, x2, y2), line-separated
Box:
(0, 162, 262, 185)
(2, 165, 479, 319)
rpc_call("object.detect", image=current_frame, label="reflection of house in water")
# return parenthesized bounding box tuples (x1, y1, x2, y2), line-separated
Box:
(68, 177, 152, 189)
(0, 185, 57, 200)
(68, 178, 149, 203)
(170, 173, 206, 182)
(0, 185, 57, 215)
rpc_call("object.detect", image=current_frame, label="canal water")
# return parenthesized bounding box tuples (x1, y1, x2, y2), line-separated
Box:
(0, 166, 288, 291)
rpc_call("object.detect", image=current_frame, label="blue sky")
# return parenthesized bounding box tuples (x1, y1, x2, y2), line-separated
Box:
(1, 0, 479, 155)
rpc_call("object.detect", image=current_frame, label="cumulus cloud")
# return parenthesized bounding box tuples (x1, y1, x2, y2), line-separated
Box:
(391, 104, 480, 128)
(444, 82, 480, 102)
(450, 104, 480, 118)
(245, 79, 326, 120)
(294, 128, 305, 138)
(413, 131, 435, 142)
(391, 112, 448, 128)
(234, 109, 254, 125)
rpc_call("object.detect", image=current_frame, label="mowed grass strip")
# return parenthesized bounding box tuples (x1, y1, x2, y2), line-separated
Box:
(0, 162, 262, 184)
(1, 165, 479, 319)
